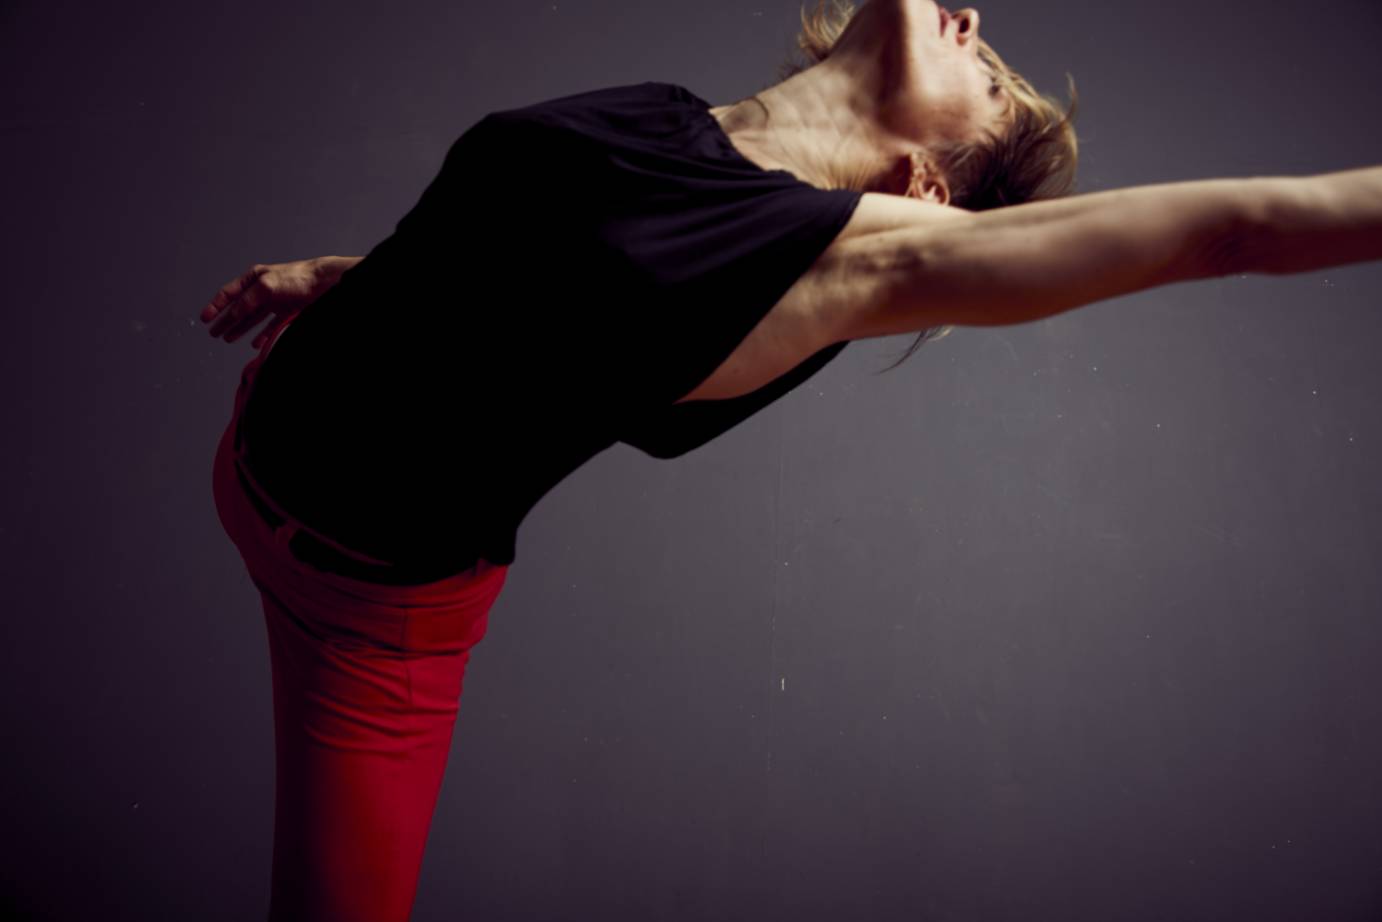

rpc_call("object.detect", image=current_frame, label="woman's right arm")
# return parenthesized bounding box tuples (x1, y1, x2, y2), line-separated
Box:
(834, 165, 1382, 340)
(201, 254, 366, 347)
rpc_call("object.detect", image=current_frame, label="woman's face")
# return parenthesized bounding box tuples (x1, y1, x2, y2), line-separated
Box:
(839, 0, 1010, 147)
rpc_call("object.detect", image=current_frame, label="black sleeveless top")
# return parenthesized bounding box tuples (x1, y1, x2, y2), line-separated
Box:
(239, 81, 864, 574)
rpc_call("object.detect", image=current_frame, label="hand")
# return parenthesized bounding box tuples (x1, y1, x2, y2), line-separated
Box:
(199, 256, 359, 349)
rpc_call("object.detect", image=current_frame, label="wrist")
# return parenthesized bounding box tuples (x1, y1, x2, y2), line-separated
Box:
(312, 255, 365, 291)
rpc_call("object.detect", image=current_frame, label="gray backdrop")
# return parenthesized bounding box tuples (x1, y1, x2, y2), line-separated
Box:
(3, 0, 1381, 919)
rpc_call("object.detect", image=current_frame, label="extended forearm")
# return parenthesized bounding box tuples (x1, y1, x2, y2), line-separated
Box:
(1243, 166, 1382, 276)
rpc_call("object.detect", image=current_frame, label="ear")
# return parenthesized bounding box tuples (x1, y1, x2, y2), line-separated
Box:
(903, 151, 950, 206)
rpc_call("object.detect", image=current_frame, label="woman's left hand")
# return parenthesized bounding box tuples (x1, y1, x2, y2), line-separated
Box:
(200, 256, 359, 349)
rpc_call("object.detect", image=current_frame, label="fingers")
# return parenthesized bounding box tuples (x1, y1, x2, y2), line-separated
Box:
(201, 264, 264, 323)
(216, 293, 274, 344)
(204, 265, 272, 343)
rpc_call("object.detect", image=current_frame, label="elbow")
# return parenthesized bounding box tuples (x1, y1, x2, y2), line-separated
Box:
(1209, 176, 1312, 278)
(1199, 182, 1270, 279)
(1201, 225, 1250, 279)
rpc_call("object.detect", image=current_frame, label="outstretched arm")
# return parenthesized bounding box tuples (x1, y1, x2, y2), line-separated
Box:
(832, 165, 1382, 340)
(200, 254, 365, 348)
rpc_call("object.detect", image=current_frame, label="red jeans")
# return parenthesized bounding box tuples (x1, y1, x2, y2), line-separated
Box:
(211, 327, 510, 921)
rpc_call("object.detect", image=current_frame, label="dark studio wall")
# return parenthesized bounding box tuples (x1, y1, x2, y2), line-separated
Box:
(2, 0, 1381, 919)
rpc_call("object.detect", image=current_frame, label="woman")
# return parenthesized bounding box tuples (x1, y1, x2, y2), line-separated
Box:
(201, 1, 1382, 919)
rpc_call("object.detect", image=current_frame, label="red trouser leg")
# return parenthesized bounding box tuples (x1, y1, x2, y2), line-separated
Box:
(212, 339, 508, 921)
(256, 579, 476, 922)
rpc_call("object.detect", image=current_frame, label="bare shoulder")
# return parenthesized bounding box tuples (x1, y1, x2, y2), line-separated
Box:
(670, 193, 968, 404)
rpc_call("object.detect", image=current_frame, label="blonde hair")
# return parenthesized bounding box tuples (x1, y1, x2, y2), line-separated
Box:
(779, 0, 1082, 371)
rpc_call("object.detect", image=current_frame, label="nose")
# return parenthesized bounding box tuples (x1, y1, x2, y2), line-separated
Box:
(952, 7, 980, 42)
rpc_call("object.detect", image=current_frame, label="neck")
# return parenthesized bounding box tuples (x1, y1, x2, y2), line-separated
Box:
(710, 62, 908, 192)
(709, 0, 943, 193)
